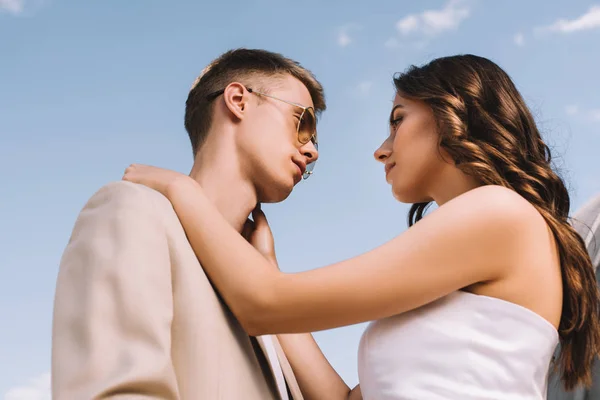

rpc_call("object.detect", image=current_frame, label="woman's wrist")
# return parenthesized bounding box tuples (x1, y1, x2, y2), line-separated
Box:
(166, 174, 201, 201)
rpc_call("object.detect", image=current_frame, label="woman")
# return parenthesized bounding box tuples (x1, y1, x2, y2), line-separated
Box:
(123, 55, 600, 399)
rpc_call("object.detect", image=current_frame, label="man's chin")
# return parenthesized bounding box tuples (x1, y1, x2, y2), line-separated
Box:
(258, 181, 294, 204)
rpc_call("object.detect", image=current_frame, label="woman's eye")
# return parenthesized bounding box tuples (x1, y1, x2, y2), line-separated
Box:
(390, 117, 403, 130)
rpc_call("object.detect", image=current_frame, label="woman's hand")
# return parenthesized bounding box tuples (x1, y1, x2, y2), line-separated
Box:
(122, 164, 194, 198)
(242, 205, 278, 267)
(123, 163, 278, 266)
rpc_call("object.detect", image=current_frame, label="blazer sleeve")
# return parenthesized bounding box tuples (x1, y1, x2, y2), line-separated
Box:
(51, 181, 179, 399)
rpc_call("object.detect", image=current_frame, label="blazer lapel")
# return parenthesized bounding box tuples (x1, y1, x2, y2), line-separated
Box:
(255, 335, 290, 400)
(271, 335, 304, 400)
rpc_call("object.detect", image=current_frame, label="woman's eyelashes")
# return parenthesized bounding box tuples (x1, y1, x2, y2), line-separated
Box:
(390, 115, 404, 133)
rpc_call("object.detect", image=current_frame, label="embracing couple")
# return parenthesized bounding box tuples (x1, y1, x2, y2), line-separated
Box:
(51, 48, 600, 399)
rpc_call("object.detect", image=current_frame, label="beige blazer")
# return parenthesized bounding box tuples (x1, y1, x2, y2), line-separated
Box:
(51, 181, 303, 399)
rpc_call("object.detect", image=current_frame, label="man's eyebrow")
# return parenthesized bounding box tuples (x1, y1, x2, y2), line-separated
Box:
(389, 104, 404, 122)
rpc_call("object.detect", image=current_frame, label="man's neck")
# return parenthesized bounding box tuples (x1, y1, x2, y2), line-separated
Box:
(188, 143, 257, 234)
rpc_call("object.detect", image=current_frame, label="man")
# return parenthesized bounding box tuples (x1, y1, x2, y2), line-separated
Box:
(548, 193, 600, 400)
(51, 48, 326, 399)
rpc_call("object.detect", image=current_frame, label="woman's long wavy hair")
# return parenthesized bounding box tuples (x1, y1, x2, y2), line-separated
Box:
(394, 54, 600, 390)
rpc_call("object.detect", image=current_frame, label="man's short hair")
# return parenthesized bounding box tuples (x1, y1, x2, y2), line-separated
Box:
(185, 48, 326, 155)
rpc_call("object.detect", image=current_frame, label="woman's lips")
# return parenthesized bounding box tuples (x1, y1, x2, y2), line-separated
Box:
(385, 162, 396, 177)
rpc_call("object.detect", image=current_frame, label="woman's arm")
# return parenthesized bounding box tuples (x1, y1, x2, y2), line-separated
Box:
(348, 385, 362, 400)
(123, 166, 538, 335)
(242, 224, 352, 399)
(277, 332, 352, 399)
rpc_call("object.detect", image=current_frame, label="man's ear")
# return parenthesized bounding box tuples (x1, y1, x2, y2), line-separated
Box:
(222, 82, 248, 121)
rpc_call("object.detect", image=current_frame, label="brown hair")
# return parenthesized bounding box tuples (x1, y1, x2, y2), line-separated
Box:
(394, 54, 600, 390)
(185, 48, 326, 155)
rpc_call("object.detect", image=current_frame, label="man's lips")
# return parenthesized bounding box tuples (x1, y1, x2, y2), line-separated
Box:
(293, 160, 306, 176)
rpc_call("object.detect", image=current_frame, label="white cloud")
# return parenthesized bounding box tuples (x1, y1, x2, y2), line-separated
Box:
(566, 104, 579, 115)
(394, 0, 471, 38)
(347, 80, 375, 99)
(396, 15, 420, 35)
(0, 0, 25, 14)
(384, 37, 400, 49)
(4, 372, 50, 400)
(514, 32, 525, 46)
(384, 37, 429, 50)
(539, 5, 600, 34)
(338, 31, 351, 47)
(336, 24, 361, 48)
(564, 104, 600, 122)
(590, 109, 600, 121)
(357, 81, 373, 95)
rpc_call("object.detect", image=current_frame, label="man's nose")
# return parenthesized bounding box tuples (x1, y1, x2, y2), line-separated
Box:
(300, 141, 319, 164)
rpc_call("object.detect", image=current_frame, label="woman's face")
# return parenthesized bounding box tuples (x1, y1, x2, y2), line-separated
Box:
(374, 93, 452, 204)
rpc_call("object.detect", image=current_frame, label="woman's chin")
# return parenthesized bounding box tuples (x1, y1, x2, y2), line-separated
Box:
(391, 185, 430, 204)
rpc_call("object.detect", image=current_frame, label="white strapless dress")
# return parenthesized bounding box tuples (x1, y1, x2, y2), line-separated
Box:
(358, 291, 559, 399)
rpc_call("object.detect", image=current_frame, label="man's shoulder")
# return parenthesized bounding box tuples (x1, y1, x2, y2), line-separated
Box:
(68, 181, 180, 244)
(86, 180, 174, 212)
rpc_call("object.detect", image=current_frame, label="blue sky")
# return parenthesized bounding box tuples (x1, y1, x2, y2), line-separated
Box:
(1, 0, 600, 398)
